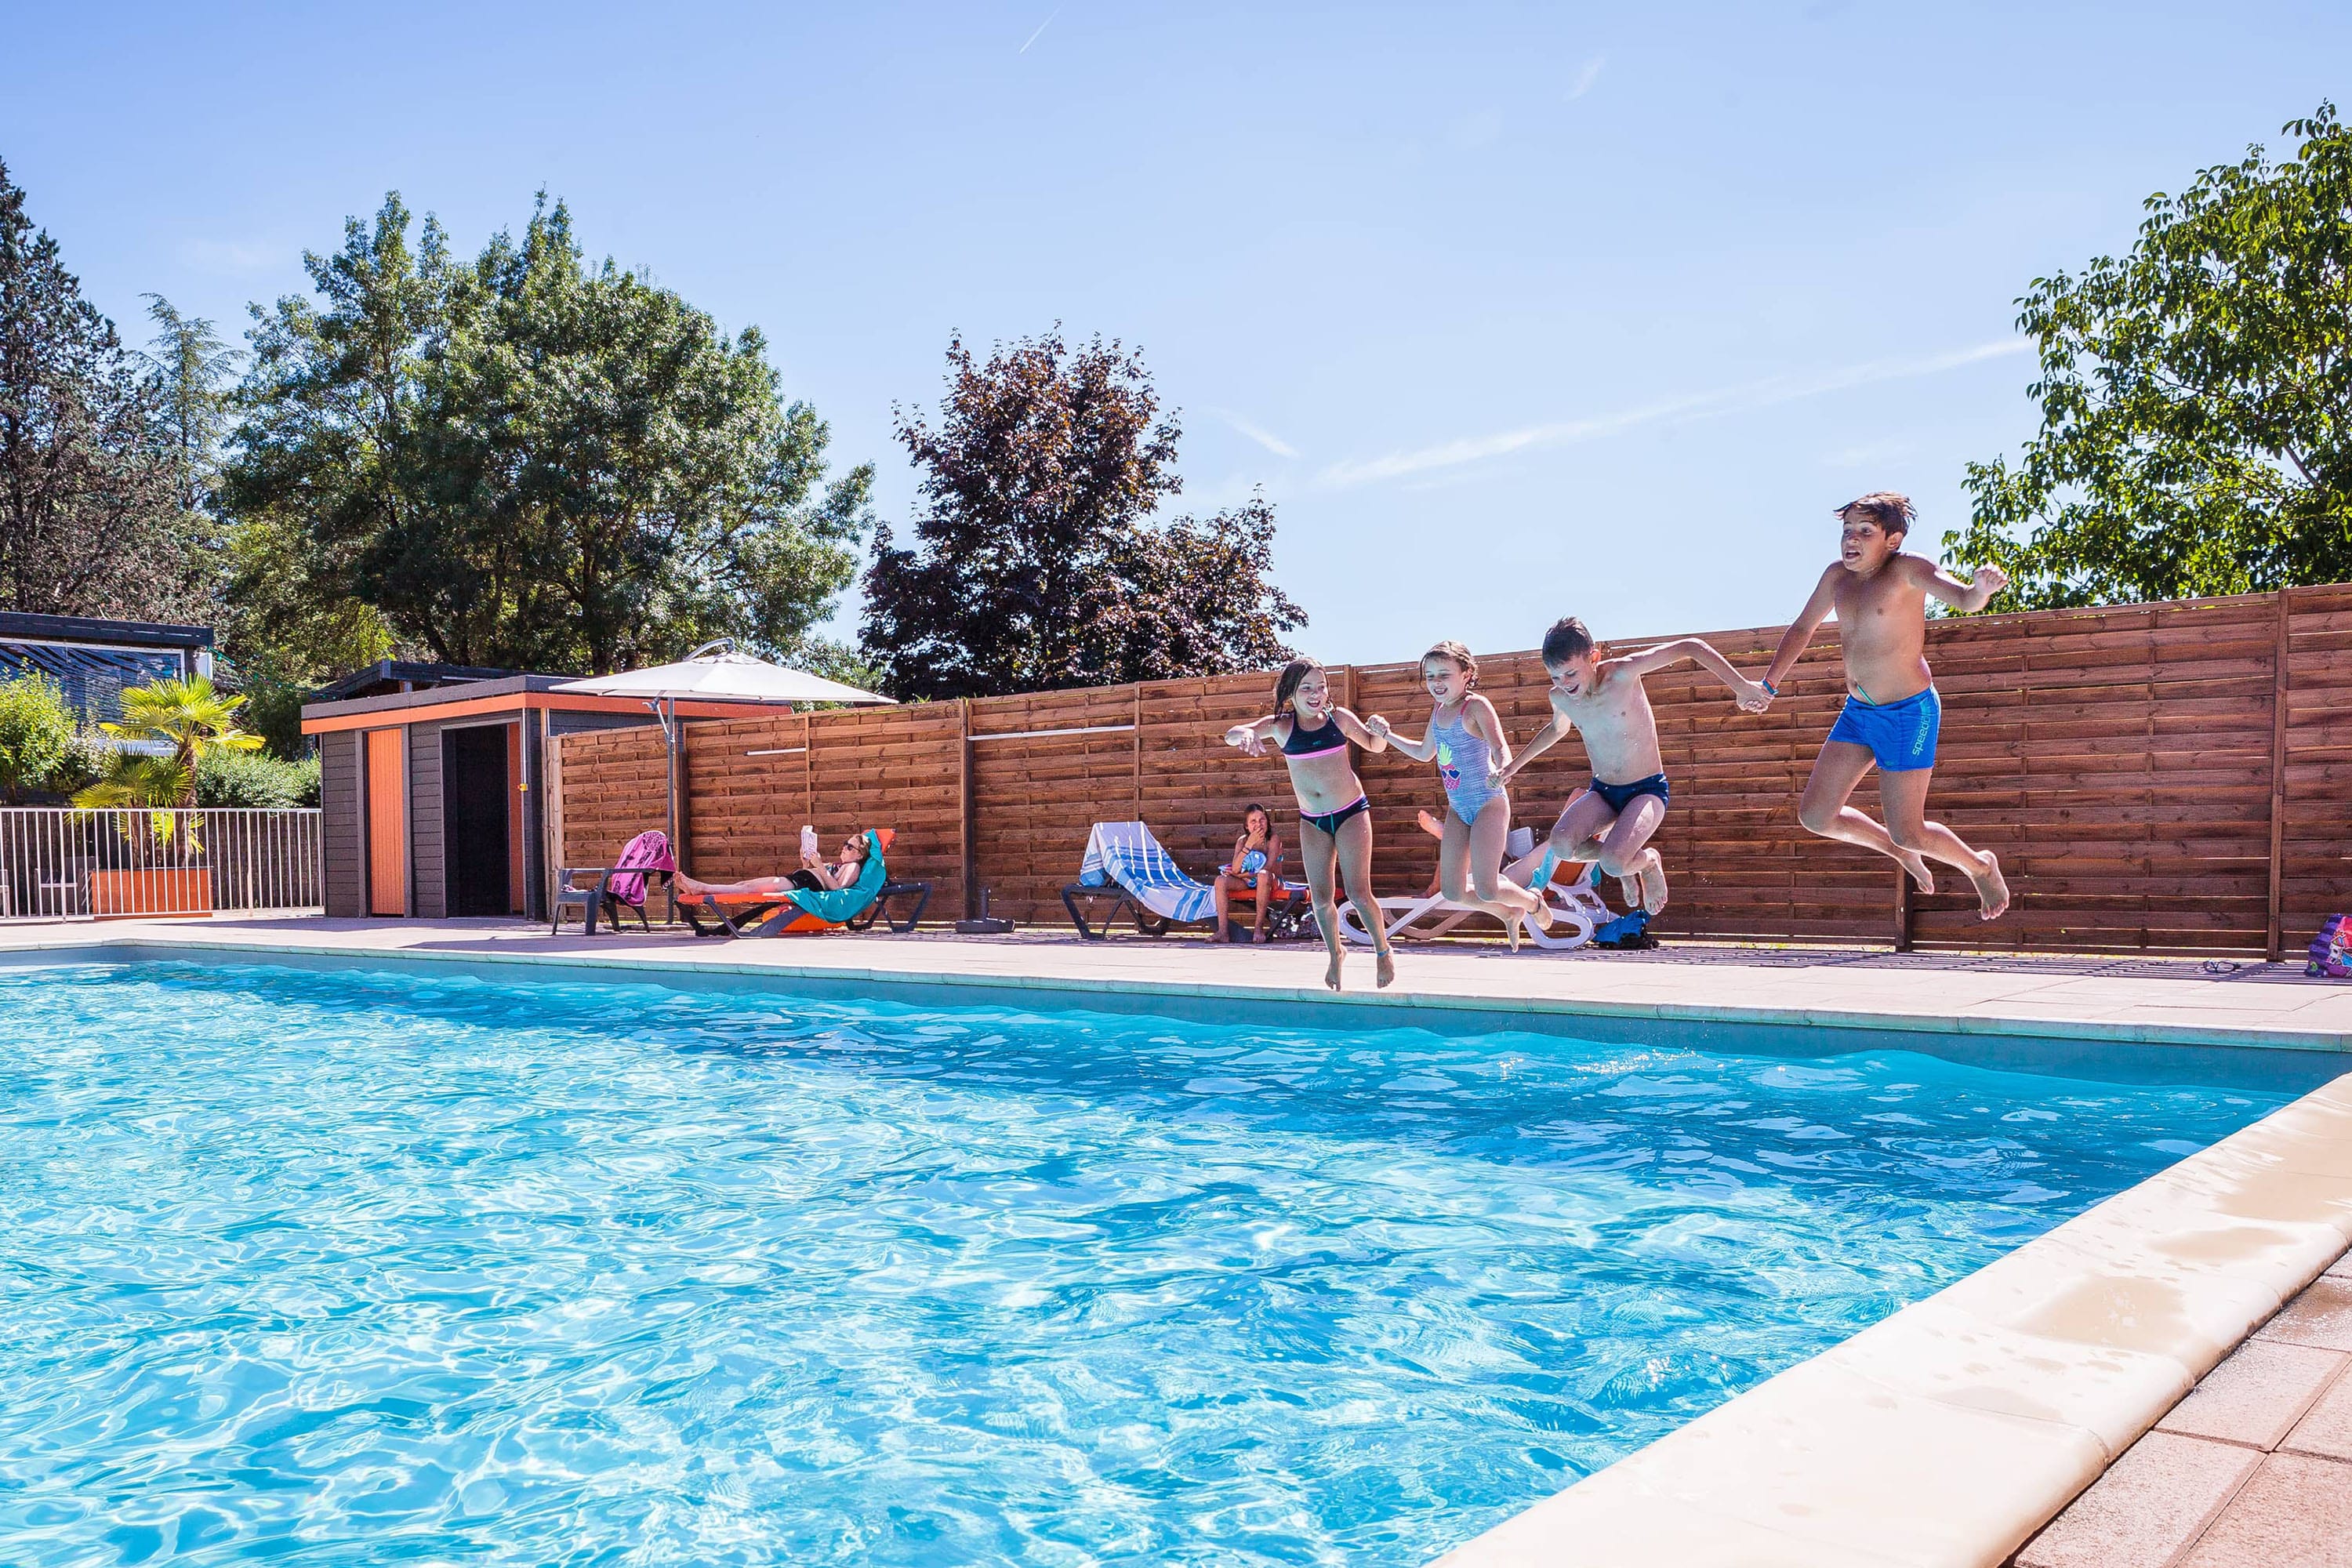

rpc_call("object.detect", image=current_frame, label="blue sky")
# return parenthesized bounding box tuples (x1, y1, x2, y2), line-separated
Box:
(9, 2, 2348, 662)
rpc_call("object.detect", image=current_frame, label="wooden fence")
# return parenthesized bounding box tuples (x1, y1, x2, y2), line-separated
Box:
(554, 584, 2352, 957)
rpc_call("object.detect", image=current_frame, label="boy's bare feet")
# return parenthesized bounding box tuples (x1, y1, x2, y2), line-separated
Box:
(1970, 851, 2010, 920)
(1325, 949, 1344, 990)
(1527, 896, 1555, 931)
(1896, 848, 1934, 894)
(1376, 947, 1396, 988)
(1635, 850, 1669, 914)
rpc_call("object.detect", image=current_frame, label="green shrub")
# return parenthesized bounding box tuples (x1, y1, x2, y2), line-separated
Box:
(194, 749, 321, 808)
(0, 674, 75, 803)
(49, 731, 111, 799)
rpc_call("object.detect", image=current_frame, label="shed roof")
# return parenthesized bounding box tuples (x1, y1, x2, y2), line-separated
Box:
(299, 674, 804, 734)
(307, 659, 525, 704)
(0, 612, 212, 650)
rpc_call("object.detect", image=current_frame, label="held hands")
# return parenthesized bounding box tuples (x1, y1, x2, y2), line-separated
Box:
(1225, 724, 1265, 757)
(1971, 564, 2010, 601)
(1363, 714, 1392, 742)
(1735, 677, 1773, 714)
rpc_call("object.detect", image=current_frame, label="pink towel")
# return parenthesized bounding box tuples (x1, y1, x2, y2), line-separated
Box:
(605, 830, 676, 907)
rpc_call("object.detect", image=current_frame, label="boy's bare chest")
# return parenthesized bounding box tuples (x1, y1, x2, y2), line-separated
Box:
(1832, 575, 1924, 639)
(1563, 681, 1652, 735)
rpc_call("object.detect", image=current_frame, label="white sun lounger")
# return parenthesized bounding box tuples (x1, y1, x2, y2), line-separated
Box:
(1332, 828, 1615, 951)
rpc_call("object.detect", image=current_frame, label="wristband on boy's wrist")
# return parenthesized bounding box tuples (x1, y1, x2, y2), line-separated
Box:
(1761, 678, 1780, 696)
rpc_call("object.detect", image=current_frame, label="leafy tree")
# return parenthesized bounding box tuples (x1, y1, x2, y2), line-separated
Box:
(73, 675, 261, 811)
(860, 329, 1305, 699)
(0, 673, 74, 803)
(223, 193, 871, 677)
(139, 294, 239, 518)
(0, 157, 198, 620)
(1947, 104, 2352, 608)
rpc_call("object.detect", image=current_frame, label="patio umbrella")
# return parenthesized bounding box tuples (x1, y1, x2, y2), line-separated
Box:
(553, 641, 895, 884)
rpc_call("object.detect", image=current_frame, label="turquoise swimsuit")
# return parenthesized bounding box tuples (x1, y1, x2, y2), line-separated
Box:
(1431, 706, 1501, 826)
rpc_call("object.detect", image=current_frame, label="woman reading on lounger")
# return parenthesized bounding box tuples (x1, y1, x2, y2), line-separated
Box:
(673, 831, 870, 898)
(1214, 804, 1286, 944)
(1225, 657, 1398, 991)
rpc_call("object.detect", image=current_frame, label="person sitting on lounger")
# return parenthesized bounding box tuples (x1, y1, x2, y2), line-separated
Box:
(1214, 804, 1287, 943)
(676, 832, 870, 898)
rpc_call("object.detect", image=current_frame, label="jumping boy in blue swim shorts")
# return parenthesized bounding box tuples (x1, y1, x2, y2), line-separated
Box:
(1498, 618, 1771, 914)
(1757, 492, 2012, 920)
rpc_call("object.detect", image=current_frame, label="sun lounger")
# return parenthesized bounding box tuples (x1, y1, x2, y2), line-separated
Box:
(1332, 833, 1614, 952)
(1061, 820, 1308, 940)
(677, 829, 929, 938)
(551, 829, 677, 934)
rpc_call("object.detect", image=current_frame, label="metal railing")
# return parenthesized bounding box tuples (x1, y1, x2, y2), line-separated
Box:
(0, 808, 323, 921)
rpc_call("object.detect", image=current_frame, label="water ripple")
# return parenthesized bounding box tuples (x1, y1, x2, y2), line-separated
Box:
(0, 963, 2281, 1565)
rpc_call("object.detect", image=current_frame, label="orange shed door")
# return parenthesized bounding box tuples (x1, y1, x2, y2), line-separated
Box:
(365, 728, 407, 916)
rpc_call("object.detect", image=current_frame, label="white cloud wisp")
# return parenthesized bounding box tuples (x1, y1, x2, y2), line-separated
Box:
(1315, 338, 2028, 489)
(1212, 408, 1300, 459)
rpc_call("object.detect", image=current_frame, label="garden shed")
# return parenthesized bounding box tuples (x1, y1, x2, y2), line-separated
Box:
(301, 676, 760, 922)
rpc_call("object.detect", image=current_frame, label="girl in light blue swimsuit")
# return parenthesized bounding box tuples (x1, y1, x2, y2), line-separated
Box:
(1366, 641, 1553, 938)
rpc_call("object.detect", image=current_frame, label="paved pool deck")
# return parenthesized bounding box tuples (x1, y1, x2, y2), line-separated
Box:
(13, 915, 2352, 1568)
(5, 914, 2348, 1057)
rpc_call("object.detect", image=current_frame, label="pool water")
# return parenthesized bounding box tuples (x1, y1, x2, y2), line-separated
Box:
(0, 963, 2286, 1566)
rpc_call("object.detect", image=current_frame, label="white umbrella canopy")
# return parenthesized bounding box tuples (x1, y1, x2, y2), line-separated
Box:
(553, 641, 894, 706)
(552, 641, 891, 887)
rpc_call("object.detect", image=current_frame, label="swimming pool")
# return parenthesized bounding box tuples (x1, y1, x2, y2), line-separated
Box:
(0, 961, 2292, 1566)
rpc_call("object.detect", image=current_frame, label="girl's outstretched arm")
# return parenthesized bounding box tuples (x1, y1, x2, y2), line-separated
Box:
(1222, 713, 1287, 756)
(1332, 706, 1390, 753)
(1362, 712, 1436, 761)
(1621, 637, 1770, 712)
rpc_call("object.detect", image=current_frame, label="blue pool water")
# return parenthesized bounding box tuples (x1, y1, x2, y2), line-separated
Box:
(0, 962, 2289, 1566)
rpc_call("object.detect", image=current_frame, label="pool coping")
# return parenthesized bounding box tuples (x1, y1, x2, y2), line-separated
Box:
(15, 922, 2352, 1566)
(2, 922, 2347, 1063)
(1433, 1073, 2352, 1567)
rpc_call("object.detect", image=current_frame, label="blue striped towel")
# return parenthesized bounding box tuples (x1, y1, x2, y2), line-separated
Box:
(1076, 822, 1216, 925)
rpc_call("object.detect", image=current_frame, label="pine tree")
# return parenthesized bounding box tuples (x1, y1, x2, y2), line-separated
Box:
(0, 158, 194, 619)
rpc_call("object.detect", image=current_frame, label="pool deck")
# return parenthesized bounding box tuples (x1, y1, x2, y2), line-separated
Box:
(14, 915, 2352, 1568)
(5, 914, 2349, 1055)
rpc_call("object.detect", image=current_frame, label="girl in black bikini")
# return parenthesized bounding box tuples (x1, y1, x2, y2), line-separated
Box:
(1224, 656, 1398, 990)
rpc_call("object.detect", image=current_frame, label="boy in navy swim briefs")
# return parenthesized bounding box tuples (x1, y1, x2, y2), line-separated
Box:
(1499, 617, 1770, 915)
(1757, 492, 2013, 921)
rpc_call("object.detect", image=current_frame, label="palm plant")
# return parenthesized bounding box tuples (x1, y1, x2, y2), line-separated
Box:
(73, 677, 263, 855)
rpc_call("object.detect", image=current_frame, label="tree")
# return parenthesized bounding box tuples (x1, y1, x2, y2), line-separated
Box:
(860, 329, 1304, 699)
(0, 673, 74, 803)
(0, 158, 198, 621)
(139, 294, 239, 518)
(222, 192, 871, 677)
(72, 675, 261, 811)
(1947, 104, 2352, 609)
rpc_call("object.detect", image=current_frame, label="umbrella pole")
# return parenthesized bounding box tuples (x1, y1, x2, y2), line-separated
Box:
(662, 697, 679, 925)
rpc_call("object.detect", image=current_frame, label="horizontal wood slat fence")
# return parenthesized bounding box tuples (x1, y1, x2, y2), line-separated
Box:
(555, 584, 2352, 957)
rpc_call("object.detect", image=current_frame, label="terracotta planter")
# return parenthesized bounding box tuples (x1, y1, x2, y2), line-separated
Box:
(89, 868, 214, 919)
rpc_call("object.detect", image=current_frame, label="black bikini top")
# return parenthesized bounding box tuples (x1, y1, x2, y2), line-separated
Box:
(1281, 713, 1348, 758)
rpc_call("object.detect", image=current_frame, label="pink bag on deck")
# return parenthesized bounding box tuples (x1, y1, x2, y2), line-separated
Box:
(2309, 915, 2352, 979)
